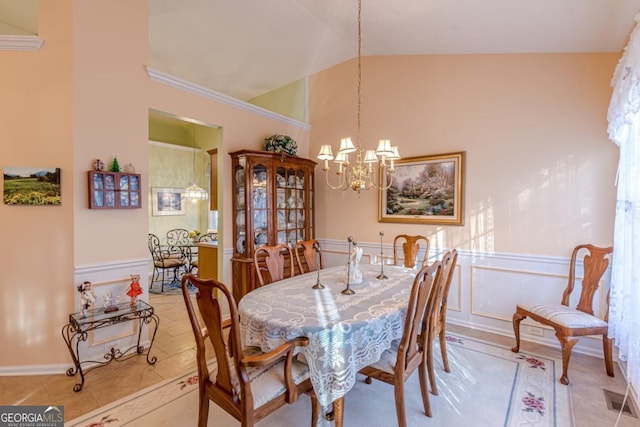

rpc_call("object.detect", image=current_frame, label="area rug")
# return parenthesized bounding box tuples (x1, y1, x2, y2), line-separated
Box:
(66, 333, 573, 427)
(148, 281, 195, 295)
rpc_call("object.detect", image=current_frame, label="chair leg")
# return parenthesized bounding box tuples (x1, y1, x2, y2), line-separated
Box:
(197, 387, 210, 427)
(555, 332, 578, 385)
(603, 335, 615, 377)
(418, 359, 432, 417)
(511, 310, 526, 353)
(393, 381, 407, 427)
(439, 328, 450, 373)
(427, 336, 438, 395)
(307, 391, 320, 427)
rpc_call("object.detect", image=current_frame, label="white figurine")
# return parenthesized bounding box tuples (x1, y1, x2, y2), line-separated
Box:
(77, 281, 96, 317)
(103, 292, 121, 313)
(344, 244, 364, 284)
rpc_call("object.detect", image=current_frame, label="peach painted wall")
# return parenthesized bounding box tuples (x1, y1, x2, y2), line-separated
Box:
(0, 0, 310, 370)
(0, 1, 74, 367)
(309, 54, 620, 257)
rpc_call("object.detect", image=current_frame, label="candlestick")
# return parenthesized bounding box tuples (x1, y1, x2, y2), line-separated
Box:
(342, 236, 355, 295)
(312, 241, 324, 289)
(377, 231, 388, 280)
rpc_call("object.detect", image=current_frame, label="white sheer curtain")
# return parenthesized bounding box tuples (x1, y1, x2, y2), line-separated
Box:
(607, 14, 640, 396)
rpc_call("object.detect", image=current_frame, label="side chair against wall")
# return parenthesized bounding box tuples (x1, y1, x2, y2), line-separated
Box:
(393, 234, 430, 269)
(511, 244, 614, 385)
(180, 274, 320, 427)
(190, 232, 218, 272)
(294, 239, 323, 275)
(359, 261, 443, 427)
(254, 243, 295, 287)
(148, 233, 186, 292)
(425, 249, 458, 396)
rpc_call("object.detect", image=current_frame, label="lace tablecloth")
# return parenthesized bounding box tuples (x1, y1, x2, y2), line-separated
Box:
(238, 264, 416, 407)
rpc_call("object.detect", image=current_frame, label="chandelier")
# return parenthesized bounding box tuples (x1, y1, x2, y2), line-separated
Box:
(317, 0, 400, 194)
(184, 140, 208, 201)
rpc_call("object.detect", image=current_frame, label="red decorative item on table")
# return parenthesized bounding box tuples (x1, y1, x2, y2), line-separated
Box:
(127, 274, 143, 305)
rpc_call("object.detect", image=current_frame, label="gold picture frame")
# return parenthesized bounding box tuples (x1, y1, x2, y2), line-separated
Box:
(379, 151, 465, 225)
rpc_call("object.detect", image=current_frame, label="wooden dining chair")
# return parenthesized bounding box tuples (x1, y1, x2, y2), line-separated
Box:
(425, 249, 458, 395)
(511, 244, 614, 385)
(148, 233, 186, 292)
(180, 274, 320, 427)
(359, 261, 443, 427)
(294, 239, 323, 275)
(393, 234, 430, 269)
(254, 243, 295, 286)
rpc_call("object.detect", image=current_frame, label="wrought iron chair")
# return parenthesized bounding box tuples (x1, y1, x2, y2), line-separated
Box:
(293, 239, 323, 275)
(393, 234, 430, 269)
(180, 273, 319, 427)
(511, 244, 614, 385)
(359, 261, 443, 426)
(148, 233, 186, 292)
(254, 243, 295, 287)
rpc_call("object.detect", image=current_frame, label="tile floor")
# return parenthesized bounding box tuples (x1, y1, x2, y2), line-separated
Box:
(0, 293, 637, 426)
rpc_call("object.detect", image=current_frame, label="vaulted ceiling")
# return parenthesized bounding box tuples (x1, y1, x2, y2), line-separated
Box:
(2, 1, 639, 101)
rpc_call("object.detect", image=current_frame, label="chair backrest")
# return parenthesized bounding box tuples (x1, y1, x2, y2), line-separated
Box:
(396, 260, 442, 372)
(393, 234, 430, 269)
(294, 239, 323, 274)
(181, 274, 247, 412)
(148, 233, 163, 261)
(198, 232, 218, 243)
(254, 244, 295, 286)
(438, 249, 458, 323)
(561, 244, 613, 317)
(166, 228, 190, 246)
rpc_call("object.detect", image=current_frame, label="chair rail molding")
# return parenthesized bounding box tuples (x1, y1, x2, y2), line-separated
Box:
(0, 35, 43, 51)
(318, 239, 612, 359)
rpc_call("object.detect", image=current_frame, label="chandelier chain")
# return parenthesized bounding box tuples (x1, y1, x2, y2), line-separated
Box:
(357, 0, 362, 148)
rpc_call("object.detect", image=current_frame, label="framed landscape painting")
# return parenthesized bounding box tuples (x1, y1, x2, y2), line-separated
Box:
(379, 152, 465, 225)
(3, 167, 61, 205)
(151, 187, 185, 216)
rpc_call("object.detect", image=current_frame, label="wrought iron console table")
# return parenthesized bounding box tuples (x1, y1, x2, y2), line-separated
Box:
(62, 300, 159, 391)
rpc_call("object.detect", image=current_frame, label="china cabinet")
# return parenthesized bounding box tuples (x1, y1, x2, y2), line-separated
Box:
(230, 150, 316, 301)
(88, 171, 141, 209)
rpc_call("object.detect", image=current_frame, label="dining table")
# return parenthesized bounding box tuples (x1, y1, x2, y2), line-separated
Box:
(238, 263, 418, 426)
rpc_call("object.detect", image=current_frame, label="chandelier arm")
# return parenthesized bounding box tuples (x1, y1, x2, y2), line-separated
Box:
(368, 164, 394, 190)
(322, 169, 349, 191)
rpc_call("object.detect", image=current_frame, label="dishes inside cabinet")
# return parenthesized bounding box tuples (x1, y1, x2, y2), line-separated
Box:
(287, 231, 297, 247)
(276, 191, 286, 209)
(277, 211, 286, 228)
(235, 169, 244, 185)
(254, 171, 267, 185)
(276, 174, 286, 188)
(255, 232, 267, 246)
(254, 210, 267, 229)
(236, 190, 245, 208)
(277, 231, 286, 244)
(236, 211, 245, 228)
(236, 233, 246, 254)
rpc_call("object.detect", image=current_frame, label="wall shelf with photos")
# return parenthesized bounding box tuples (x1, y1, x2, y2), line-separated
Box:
(88, 171, 141, 209)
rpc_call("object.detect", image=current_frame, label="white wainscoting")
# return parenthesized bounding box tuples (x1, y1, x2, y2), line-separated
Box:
(318, 238, 611, 359)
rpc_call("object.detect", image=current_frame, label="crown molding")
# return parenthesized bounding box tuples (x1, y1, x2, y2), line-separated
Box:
(146, 67, 311, 131)
(0, 35, 44, 51)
